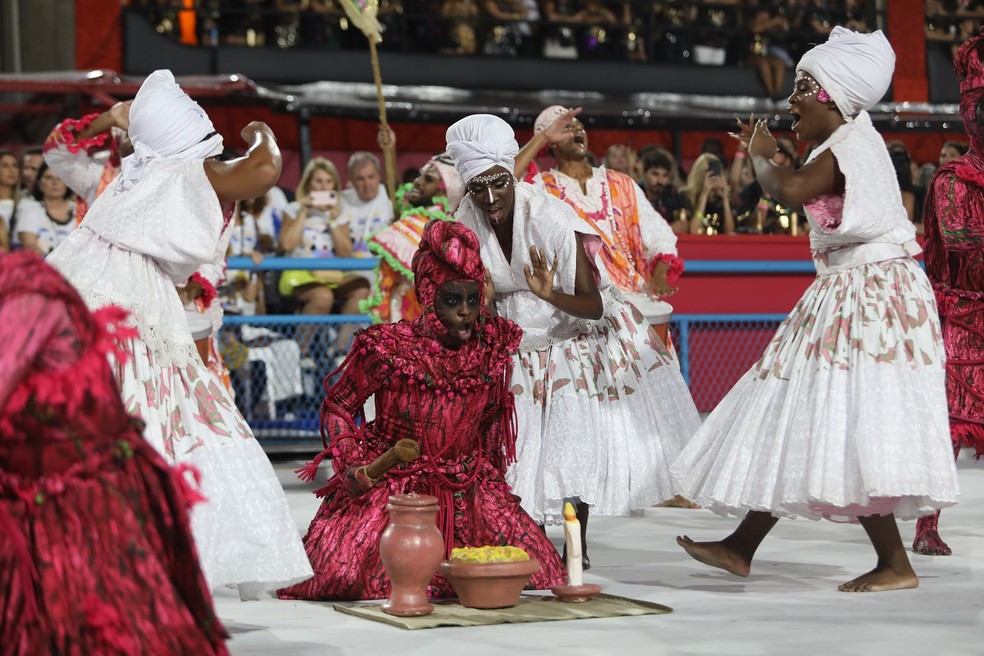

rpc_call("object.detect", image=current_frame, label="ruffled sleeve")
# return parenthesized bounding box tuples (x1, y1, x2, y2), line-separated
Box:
(633, 180, 679, 258)
(43, 115, 113, 206)
(295, 329, 389, 485)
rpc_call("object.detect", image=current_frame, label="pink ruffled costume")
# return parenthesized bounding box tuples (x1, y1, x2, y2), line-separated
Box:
(913, 30, 984, 553)
(279, 221, 565, 601)
(0, 252, 227, 655)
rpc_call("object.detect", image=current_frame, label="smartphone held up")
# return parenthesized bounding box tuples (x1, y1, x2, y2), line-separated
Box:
(310, 190, 338, 207)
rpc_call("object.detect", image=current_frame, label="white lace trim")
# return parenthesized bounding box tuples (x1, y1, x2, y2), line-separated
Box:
(80, 288, 198, 368)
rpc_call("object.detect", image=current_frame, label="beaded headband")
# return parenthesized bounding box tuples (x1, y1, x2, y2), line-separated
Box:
(469, 171, 512, 185)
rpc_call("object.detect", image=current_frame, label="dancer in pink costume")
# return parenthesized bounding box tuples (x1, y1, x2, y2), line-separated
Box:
(913, 28, 984, 556)
(0, 252, 228, 655)
(279, 220, 565, 601)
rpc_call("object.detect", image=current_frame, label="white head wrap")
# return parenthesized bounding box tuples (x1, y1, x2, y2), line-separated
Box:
(534, 105, 569, 134)
(796, 27, 895, 119)
(445, 114, 518, 183)
(120, 70, 224, 188)
(429, 155, 465, 211)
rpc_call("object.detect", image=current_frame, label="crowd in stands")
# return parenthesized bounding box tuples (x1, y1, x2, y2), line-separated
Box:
(130, 1, 878, 67)
(926, 0, 984, 59)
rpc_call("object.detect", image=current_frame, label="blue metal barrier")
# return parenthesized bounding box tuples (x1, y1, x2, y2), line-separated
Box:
(226, 257, 821, 274)
(219, 311, 789, 446)
(219, 256, 929, 448)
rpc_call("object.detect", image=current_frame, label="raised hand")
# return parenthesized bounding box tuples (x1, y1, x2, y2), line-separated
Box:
(523, 245, 558, 301)
(728, 113, 755, 152)
(747, 119, 778, 160)
(109, 100, 132, 131)
(377, 125, 396, 150)
(544, 107, 584, 147)
(240, 121, 272, 144)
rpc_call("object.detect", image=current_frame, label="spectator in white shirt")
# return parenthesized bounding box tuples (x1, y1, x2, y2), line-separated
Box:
(17, 162, 76, 256)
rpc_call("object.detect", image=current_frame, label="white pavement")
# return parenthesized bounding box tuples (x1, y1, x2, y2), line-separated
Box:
(216, 455, 984, 655)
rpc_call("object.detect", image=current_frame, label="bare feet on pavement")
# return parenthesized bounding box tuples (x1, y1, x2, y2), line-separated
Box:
(838, 566, 919, 592)
(676, 536, 751, 577)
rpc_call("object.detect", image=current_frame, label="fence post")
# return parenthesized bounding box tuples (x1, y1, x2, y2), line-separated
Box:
(676, 318, 691, 387)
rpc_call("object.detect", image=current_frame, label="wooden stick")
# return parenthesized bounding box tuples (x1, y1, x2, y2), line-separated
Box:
(368, 36, 397, 205)
(365, 438, 419, 481)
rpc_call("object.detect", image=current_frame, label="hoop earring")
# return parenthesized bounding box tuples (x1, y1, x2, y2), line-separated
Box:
(817, 88, 831, 104)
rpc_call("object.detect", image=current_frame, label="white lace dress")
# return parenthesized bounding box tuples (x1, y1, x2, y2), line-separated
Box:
(671, 112, 960, 522)
(458, 183, 702, 524)
(47, 159, 312, 598)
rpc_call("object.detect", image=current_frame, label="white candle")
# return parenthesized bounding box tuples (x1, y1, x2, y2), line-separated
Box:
(562, 502, 582, 587)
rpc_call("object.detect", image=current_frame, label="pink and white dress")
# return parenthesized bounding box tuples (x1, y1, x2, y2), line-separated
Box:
(671, 112, 960, 521)
(458, 182, 701, 524)
(46, 158, 312, 598)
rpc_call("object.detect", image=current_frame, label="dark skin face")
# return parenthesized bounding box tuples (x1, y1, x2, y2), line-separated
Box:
(405, 162, 443, 206)
(787, 72, 843, 144)
(434, 279, 482, 348)
(466, 165, 515, 235)
(550, 116, 589, 162)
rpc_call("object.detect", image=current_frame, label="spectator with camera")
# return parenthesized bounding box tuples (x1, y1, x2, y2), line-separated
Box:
(685, 153, 735, 234)
(279, 157, 370, 361)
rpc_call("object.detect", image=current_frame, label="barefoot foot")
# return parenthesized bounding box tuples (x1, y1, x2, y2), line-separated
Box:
(675, 536, 750, 577)
(838, 566, 918, 592)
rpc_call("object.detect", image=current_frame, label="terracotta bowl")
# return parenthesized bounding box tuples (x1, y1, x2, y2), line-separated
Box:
(439, 559, 541, 609)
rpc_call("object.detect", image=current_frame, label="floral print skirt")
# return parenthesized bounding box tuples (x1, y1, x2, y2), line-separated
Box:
(111, 337, 312, 597)
(672, 257, 960, 522)
(507, 296, 702, 524)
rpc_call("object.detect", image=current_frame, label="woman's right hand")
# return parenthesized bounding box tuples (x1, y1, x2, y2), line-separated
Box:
(543, 107, 583, 147)
(748, 119, 778, 160)
(523, 245, 558, 301)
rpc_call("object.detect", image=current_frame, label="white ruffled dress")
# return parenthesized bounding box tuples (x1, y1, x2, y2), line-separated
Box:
(458, 183, 702, 524)
(47, 159, 312, 598)
(671, 112, 960, 521)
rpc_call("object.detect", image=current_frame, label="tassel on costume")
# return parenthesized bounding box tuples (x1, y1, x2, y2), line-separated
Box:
(295, 449, 329, 483)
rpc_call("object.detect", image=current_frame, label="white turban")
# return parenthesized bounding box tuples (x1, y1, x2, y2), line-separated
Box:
(120, 70, 224, 188)
(445, 114, 518, 183)
(534, 105, 569, 134)
(796, 27, 895, 119)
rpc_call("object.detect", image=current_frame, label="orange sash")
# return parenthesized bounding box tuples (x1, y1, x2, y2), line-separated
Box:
(541, 169, 650, 292)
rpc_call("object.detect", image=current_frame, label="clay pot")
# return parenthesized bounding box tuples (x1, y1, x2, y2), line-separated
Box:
(438, 559, 541, 609)
(378, 493, 443, 617)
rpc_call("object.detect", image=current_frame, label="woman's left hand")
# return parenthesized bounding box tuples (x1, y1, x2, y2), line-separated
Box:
(523, 245, 557, 301)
